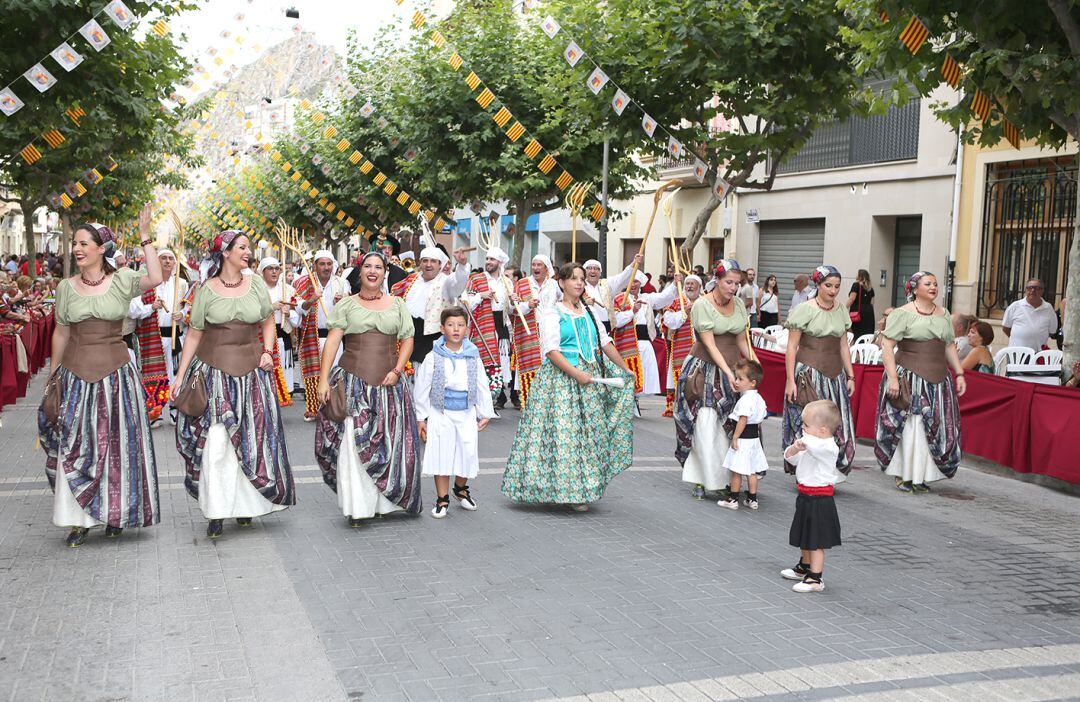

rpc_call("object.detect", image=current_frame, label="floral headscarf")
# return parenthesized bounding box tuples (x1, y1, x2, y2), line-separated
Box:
(810, 265, 841, 285)
(81, 223, 118, 267)
(905, 271, 933, 301)
(205, 230, 243, 279)
(713, 258, 740, 278)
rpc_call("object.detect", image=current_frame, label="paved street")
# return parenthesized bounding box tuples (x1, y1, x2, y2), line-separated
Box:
(1, 373, 1079, 702)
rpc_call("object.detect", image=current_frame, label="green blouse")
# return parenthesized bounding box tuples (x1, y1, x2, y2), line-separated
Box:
(327, 296, 413, 339)
(55, 267, 142, 325)
(882, 306, 954, 343)
(691, 295, 748, 335)
(189, 275, 272, 330)
(785, 299, 852, 337)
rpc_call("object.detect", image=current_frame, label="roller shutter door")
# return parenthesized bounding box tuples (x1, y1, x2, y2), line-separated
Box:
(757, 219, 826, 319)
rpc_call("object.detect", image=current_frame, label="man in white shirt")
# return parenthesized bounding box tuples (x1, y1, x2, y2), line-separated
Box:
(390, 245, 470, 364)
(295, 250, 352, 420)
(739, 268, 759, 327)
(1002, 278, 1058, 351)
(260, 257, 302, 393)
(463, 246, 514, 407)
(789, 274, 811, 318)
(150, 250, 188, 382)
(612, 271, 679, 397)
(582, 256, 640, 332)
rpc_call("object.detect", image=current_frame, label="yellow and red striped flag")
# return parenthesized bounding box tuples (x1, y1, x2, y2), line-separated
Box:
(1002, 120, 1021, 148)
(360, 160, 374, 174)
(493, 107, 512, 128)
(465, 72, 481, 90)
(430, 31, 446, 48)
(19, 144, 42, 165)
(940, 54, 962, 88)
(476, 88, 495, 109)
(152, 20, 169, 37)
(323, 125, 337, 139)
(373, 172, 387, 186)
(899, 15, 929, 54)
(449, 52, 463, 71)
(42, 129, 65, 148)
(408, 201, 421, 215)
(64, 105, 85, 126)
(538, 154, 556, 174)
(60, 193, 73, 208)
(591, 203, 605, 221)
(384, 181, 397, 196)
(970, 89, 991, 121)
(336, 138, 350, 152)
(506, 122, 526, 142)
(396, 191, 409, 206)
(349, 150, 362, 164)
(554, 171, 573, 190)
(411, 10, 426, 28)
(524, 139, 542, 159)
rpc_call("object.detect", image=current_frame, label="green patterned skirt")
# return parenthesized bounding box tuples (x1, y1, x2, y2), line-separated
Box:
(502, 358, 634, 504)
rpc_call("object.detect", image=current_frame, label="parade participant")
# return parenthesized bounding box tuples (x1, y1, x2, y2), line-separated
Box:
(38, 209, 163, 547)
(295, 250, 351, 420)
(508, 254, 559, 407)
(172, 231, 295, 539)
(315, 252, 421, 526)
(502, 262, 634, 511)
(413, 306, 496, 518)
(373, 232, 407, 288)
(876, 271, 964, 493)
(661, 274, 702, 417)
(390, 245, 470, 365)
(259, 257, 299, 407)
(134, 286, 170, 425)
(782, 399, 844, 593)
(151, 250, 188, 381)
(719, 359, 769, 510)
(675, 259, 749, 500)
(782, 265, 856, 474)
(612, 271, 679, 397)
(582, 256, 639, 333)
(462, 246, 513, 406)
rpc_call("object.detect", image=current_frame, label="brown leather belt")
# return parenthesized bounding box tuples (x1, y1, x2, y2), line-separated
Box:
(796, 333, 844, 378)
(689, 333, 741, 368)
(62, 318, 130, 382)
(895, 338, 949, 383)
(339, 331, 397, 386)
(197, 321, 263, 376)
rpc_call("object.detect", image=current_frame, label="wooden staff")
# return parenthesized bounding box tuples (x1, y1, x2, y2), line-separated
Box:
(478, 213, 530, 335)
(167, 209, 186, 347)
(275, 219, 329, 319)
(661, 188, 689, 314)
(622, 179, 681, 302)
(565, 182, 590, 263)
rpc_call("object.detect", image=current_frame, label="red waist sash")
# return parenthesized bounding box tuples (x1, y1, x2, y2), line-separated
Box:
(797, 484, 835, 496)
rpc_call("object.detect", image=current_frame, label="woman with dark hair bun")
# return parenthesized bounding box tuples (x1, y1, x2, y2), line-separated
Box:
(173, 231, 295, 539)
(38, 204, 164, 548)
(502, 262, 635, 512)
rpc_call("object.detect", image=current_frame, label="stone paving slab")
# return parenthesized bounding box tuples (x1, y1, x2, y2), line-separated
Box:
(1, 373, 1079, 701)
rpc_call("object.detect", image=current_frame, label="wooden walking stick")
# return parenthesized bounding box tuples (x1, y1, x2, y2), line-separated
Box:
(275, 219, 329, 319)
(622, 179, 681, 302)
(167, 208, 186, 348)
(478, 212, 530, 335)
(661, 188, 689, 314)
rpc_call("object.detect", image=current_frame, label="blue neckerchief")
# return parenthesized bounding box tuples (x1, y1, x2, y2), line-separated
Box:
(433, 336, 480, 360)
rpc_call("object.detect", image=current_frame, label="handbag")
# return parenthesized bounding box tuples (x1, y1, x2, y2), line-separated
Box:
(41, 370, 62, 425)
(683, 364, 706, 405)
(323, 379, 348, 422)
(173, 367, 208, 418)
(795, 369, 818, 407)
(849, 284, 862, 323)
(887, 372, 912, 411)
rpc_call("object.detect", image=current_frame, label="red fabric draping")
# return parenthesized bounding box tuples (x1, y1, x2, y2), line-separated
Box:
(0, 335, 17, 408)
(755, 347, 1080, 485)
(0, 314, 54, 411)
(652, 338, 668, 394)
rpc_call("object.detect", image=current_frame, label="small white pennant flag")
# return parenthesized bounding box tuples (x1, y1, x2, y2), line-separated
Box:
(611, 89, 630, 116)
(667, 136, 684, 159)
(79, 19, 112, 51)
(541, 16, 561, 38)
(563, 41, 584, 67)
(103, 0, 136, 30)
(360, 102, 375, 118)
(51, 42, 84, 72)
(693, 159, 708, 183)
(712, 176, 732, 201)
(24, 63, 58, 93)
(0, 88, 25, 117)
(641, 112, 657, 138)
(586, 67, 609, 95)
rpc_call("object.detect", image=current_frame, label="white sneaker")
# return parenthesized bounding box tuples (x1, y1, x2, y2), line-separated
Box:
(780, 567, 808, 581)
(431, 499, 449, 519)
(792, 579, 825, 593)
(745, 498, 759, 510)
(303, 415, 317, 423)
(717, 498, 739, 510)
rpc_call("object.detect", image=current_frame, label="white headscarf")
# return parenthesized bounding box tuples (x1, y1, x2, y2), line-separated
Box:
(684, 274, 702, 288)
(532, 254, 554, 279)
(157, 249, 176, 261)
(312, 249, 338, 275)
(486, 246, 509, 265)
(633, 270, 647, 286)
(583, 259, 602, 271)
(257, 257, 281, 273)
(420, 246, 448, 265)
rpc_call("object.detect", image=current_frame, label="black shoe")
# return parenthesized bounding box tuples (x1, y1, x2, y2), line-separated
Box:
(105, 526, 123, 538)
(66, 527, 89, 548)
(207, 519, 224, 539)
(236, 517, 253, 527)
(495, 400, 506, 410)
(347, 517, 364, 528)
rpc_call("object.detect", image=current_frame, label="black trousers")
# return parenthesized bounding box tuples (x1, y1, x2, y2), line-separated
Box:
(412, 317, 439, 363)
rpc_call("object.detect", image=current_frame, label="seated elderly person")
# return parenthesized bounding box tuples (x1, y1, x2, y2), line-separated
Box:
(951, 312, 978, 361)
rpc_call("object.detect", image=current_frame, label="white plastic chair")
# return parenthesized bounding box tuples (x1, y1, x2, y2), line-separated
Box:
(763, 324, 784, 338)
(994, 346, 1034, 374)
(853, 333, 875, 346)
(850, 343, 882, 365)
(748, 328, 768, 349)
(1033, 349, 1063, 366)
(846, 331, 854, 346)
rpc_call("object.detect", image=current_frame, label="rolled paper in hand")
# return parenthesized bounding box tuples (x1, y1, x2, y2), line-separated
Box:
(590, 376, 626, 388)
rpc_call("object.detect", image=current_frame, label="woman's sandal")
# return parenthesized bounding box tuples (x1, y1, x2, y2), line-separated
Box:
(431, 495, 450, 519)
(453, 484, 477, 511)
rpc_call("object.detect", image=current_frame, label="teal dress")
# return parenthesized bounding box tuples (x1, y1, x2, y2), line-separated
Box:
(502, 303, 635, 505)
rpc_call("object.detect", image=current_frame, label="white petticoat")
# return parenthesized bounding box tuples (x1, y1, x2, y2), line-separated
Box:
(421, 408, 480, 479)
(885, 415, 948, 484)
(722, 438, 769, 476)
(681, 406, 731, 491)
(52, 466, 101, 528)
(198, 424, 287, 519)
(337, 417, 404, 518)
(637, 340, 660, 395)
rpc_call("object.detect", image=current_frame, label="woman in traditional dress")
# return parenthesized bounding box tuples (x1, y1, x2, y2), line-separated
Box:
(38, 208, 163, 547)
(173, 231, 295, 539)
(502, 262, 635, 512)
(315, 251, 421, 526)
(876, 271, 965, 493)
(782, 265, 856, 474)
(675, 259, 750, 501)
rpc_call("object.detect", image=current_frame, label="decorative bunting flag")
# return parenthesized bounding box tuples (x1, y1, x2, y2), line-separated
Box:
(970, 89, 991, 121)
(538, 154, 556, 174)
(524, 139, 542, 159)
(42, 129, 65, 148)
(641, 113, 657, 137)
(348, 150, 362, 164)
(506, 121, 526, 142)
(65, 105, 85, 125)
(541, 16, 561, 38)
(554, 171, 573, 190)
(693, 159, 708, 183)
(0, 88, 24, 116)
(360, 102, 375, 118)
(24, 64, 58, 93)
(712, 176, 732, 201)
(611, 89, 630, 116)
(151, 20, 170, 37)
(667, 136, 683, 159)
(449, 52, 463, 70)
(1002, 120, 1021, 148)
(476, 88, 495, 109)
(19, 144, 42, 165)
(563, 42, 583, 67)
(940, 54, 962, 88)
(586, 67, 608, 95)
(493, 107, 512, 127)
(103, 0, 136, 30)
(79, 19, 112, 51)
(430, 31, 446, 48)
(898, 15, 929, 54)
(50, 43, 84, 72)
(465, 72, 481, 90)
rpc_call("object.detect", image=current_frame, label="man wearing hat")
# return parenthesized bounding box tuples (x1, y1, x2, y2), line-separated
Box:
(260, 257, 301, 406)
(149, 249, 189, 383)
(372, 232, 408, 288)
(295, 250, 351, 420)
(660, 274, 702, 417)
(463, 245, 514, 408)
(507, 254, 559, 408)
(390, 244, 471, 364)
(583, 256, 641, 333)
(612, 271, 680, 403)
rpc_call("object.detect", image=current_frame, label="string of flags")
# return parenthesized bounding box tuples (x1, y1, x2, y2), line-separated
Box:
(41, 153, 121, 211)
(388, 0, 607, 224)
(527, 4, 733, 202)
(882, 10, 1021, 149)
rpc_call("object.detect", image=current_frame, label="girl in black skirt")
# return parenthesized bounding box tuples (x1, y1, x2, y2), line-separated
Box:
(781, 399, 843, 593)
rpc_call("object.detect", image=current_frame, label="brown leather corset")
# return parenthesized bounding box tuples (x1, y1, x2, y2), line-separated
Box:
(895, 338, 949, 383)
(340, 331, 397, 386)
(196, 321, 263, 377)
(796, 333, 844, 378)
(62, 319, 130, 382)
(690, 333, 741, 368)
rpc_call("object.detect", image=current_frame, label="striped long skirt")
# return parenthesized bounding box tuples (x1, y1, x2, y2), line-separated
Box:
(314, 368, 423, 515)
(875, 367, 961, 480)
(38, 363, 160, 528)
(782, 364, 856, 473)
(176, 361, 295, 509)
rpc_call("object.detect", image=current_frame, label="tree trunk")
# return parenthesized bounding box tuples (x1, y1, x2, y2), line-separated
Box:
(60, 212, 73, 278)
(20, 196, 37, 261)
(680, 190, 724, 255)
(1062, 150, 1080, 377)
(510, 198, 532, 269)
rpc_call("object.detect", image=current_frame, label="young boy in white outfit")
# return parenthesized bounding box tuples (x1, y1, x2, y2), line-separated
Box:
(413, 306, 496, 518)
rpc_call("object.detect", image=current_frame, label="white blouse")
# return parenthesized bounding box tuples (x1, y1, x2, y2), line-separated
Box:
(539, 302, 612, 357)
